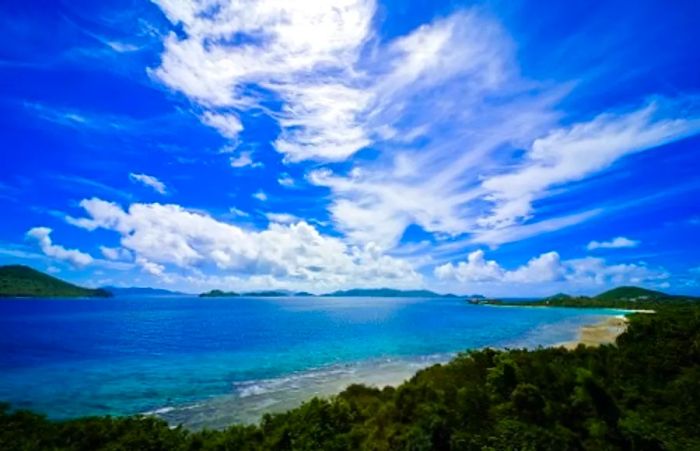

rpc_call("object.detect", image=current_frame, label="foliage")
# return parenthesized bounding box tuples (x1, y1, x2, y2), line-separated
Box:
(486, 286, 698, 310)
(0, 265, 111, 298)
(2, 306, 700, 449)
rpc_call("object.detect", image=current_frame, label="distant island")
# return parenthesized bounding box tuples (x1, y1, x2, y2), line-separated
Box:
(484, 286, 698, 309)
(103, 286, 186, 297)
(322, 288, 458, 298)
(0, 265, 111, 298)
(200, 287, 465, 298)
(200, 289, 302, 297)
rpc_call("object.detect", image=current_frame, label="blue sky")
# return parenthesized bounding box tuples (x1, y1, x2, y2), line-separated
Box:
(1, 0, 699, 296)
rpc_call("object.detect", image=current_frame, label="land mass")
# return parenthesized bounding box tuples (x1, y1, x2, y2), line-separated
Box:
(0, 265, 111, 298)
(103, 286, 186, 297)
(483, 286, 698, 309)
(200, 287, 464, 298)
(2, 304, 699, 449)
(322, 288, 457, 297)
(200, 289, 297, 297)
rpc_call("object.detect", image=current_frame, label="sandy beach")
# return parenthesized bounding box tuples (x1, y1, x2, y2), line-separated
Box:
(558, 315, 629, 350)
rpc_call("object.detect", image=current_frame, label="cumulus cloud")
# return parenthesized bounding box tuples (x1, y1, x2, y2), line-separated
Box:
(587, 236, 639, 251)
(252, 190, 267, 201)
(129, 173, 167, 194)
(26, 227, 94, 267)
(435, 249, 667, 286)
(65, 198, 420, 289)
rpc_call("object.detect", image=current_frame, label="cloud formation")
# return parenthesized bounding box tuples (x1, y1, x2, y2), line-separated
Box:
(129, 173, 167, 194)
(151, 0, 375, 161)
(66, 198, 420, 290)
(26, 227, 93, 267)
(479, 101, 700, 228)
(435, 249, 667, 287)
(149, 1, 700, 253)
(587, 237, 640, 251)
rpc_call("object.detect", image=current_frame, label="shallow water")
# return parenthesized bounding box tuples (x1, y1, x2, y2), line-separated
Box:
(0, 296, 621, 428)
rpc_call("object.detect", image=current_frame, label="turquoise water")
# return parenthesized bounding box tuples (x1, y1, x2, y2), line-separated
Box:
(0, 296, 622, 428)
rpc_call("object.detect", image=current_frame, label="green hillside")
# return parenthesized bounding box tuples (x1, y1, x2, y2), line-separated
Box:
(594, 286, 668, 301)
(0, 265, 111, 298)
(487, 286, 697, 309)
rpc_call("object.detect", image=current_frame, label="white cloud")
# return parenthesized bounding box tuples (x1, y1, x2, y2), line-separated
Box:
(65, 198, 420, 289)
(201, 111, 243, 139)
(468, 210, 602, 248)
(265, 212, 300, 224)
(147, 1, 700, 251)
(277, 173, 295, 187)
(26, 227, 94, 267)
(478, 101, 700, 229)
(587, 236, 640, 251)
(229, 151, 262, 168)
(135, 257, 165, 276)
(435, 249, 667, 286)
(229, 207, 250, 218)
(252, 190, 267, 201)
(100, 246, 132, 261)
(434, 250, 503, 282)
(151, 0, 375, 161)
(129, 173, 167, 194)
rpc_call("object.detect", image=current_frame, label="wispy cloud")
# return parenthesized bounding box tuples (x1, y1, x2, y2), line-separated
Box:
(52, 174, 132, 200)
(148, 1, 700, 252)
(277, 173, 295, 188)
(230, 151, 262, 169)
(265, 212, 300, 224)
(478, 100, 700, 229)
(587, 236, 640, 251)
(151, 0, 376, 162)
(129, 173, 167, 194)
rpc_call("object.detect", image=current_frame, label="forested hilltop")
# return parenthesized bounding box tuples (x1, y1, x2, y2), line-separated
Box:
(484, 286, 699, 309)
(0, 265, 111, 298)
(2, 304, 700, 449)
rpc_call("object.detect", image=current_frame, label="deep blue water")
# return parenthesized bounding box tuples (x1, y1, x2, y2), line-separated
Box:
(0, 296, 622, 427)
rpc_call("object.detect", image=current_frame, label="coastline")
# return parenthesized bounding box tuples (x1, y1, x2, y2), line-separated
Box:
(556, 315, 629, 350)
(157, 313, 634, 428)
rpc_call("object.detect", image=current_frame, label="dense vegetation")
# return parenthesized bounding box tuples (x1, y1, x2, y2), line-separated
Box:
(486, 286, 698, 310)
(0, 265, 111, 298)
(2, 305, 699, 450)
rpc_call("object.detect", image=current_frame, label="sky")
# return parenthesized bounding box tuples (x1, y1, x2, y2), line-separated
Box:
(1, 0, 699, 296)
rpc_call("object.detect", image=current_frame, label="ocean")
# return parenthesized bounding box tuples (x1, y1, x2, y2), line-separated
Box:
(0, 296, 623, 428)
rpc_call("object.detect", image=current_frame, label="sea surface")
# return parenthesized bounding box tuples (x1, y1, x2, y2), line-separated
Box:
(0, 296, 623, 428)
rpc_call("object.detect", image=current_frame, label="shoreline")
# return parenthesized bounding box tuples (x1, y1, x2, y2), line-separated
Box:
(157, 313, 634, 428)
(555, 315, 629, 350)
